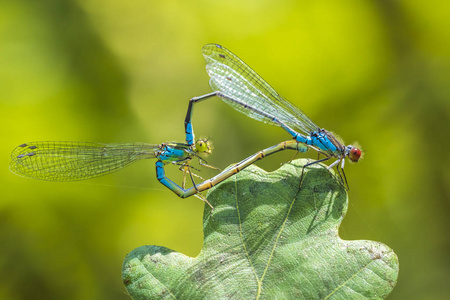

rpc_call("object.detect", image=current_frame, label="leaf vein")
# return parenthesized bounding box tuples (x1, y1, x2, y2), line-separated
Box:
(323, 258, 377, 299)
(234, 174, 261, 296)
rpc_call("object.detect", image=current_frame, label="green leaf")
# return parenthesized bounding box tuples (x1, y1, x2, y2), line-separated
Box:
(122, 159, 399, 299)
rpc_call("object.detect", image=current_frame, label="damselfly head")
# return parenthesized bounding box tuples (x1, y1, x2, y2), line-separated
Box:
(346, 145, 362, 162)
(194, 139, 213, 155)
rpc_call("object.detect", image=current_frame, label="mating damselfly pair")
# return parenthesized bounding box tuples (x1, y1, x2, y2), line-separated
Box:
(10, 44, 362, 208)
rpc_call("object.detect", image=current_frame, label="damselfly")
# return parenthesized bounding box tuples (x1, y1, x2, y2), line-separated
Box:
(10, 139, 307, 209)
(185, 44, 362, 187)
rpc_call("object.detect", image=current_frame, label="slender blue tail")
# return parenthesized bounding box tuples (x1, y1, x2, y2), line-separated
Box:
(155, 161, 197, 198)
(185, 92, 311, 146)
(184, 101, 195, 146)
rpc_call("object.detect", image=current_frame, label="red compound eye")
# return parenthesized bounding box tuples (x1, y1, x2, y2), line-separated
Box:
(349, 147, 362, 162)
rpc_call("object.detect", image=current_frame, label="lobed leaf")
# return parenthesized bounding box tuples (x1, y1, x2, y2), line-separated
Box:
(122, 159, 398, 299)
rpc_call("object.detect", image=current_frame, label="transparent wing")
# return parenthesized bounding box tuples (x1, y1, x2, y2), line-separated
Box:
(10, 141, 158, 181)
(203, 44, 319, 135)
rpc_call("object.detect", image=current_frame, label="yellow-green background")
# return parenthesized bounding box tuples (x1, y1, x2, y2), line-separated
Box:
(1, 0, 449, 299)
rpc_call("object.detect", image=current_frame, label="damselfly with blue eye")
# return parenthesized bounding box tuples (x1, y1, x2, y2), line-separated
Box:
(185, 44, 362, 188)
(10, 139, 307, 210)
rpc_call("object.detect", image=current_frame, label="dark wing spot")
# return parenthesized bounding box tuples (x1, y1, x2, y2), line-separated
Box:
(29, 145, 37, 149)
(215, 44, 222, 49)
(219, 54, 225, 59)
(19, 144, 27, 147)
(27, 152, 36, 156)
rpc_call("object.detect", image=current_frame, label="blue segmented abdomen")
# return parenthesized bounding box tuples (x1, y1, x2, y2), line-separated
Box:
(155, 161, 179, 192)
(185, 123, 194, 146)
(294, 134, 310, 146)
(155, 160, 196, 198)
(155, 160, 179, 190)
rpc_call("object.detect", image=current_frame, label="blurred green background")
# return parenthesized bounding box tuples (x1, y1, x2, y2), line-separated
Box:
(1, 0, 449, 299)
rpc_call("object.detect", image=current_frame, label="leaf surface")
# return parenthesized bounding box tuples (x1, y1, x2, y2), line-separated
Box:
(122, 159, 398, 299)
